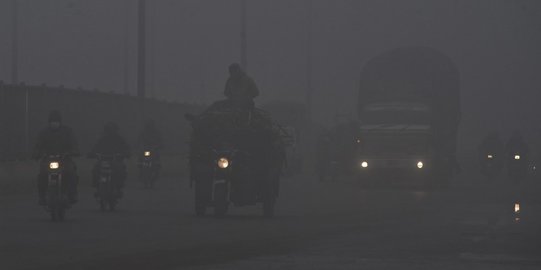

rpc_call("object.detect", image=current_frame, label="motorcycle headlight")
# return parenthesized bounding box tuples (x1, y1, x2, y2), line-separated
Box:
(217, 157, 229, 169)
(417, 161, 424, 169)
(49, 162, 60, 170)
(514, 155, 521, 160)
(360, 161, 368, 168)
(144, 151, 151, 157)
(487, 154, 493, 159)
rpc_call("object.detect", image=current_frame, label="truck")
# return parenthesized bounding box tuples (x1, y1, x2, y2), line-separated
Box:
(356, 47, 461, 184)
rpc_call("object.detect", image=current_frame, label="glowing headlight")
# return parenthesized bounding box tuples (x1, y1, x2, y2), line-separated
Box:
(144, 151, 151, 157)
(361, 161, 368, 168)
(217, 158, 229, 169)
(49, 162, 60, 170)
(487, 154, 493, 159)
(417, 161, 424, 169)
(514, 155, 521, 160)
(514, 202, 520, 213)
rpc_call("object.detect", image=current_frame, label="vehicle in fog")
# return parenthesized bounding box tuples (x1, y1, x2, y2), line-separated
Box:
(262, 101, 308, 175)
(478, 132, 504, 180)
(91, 153, 125, 211)
(44, 154, 70, 221)
(281, 126, 302, 175)
(356, 47, 461, 184)
(479, 152, 504, 180)
(186, 101, 286, 217)
(139, 150, 159, 189)
(325, 115, 359, 180)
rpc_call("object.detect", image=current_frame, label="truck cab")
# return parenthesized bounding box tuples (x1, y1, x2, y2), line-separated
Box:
(356, 102, 432, 179)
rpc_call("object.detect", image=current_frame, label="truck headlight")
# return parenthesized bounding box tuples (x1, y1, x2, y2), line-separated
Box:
(49, 162, 60, 170)
(514, 155, 521, 160)
(217, 158, 229, 169)
(144, 151, 151, 157)
(361, 161, 368, 168)
(417, 161, 424, 169)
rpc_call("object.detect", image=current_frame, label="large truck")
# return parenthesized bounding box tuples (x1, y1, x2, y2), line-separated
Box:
(356, 47, 460, 183)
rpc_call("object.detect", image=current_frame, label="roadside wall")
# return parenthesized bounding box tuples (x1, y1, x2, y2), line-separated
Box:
(0, 83, 204, 160)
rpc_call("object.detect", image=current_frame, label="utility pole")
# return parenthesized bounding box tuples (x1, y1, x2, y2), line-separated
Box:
(122, 0, 130, 95)
(137, 0, 146, 98)
(11, 0, 19, 85)
(240, 0, 247, 71)
(305, 0, 313, 122)
(149, 1, 156, 98)
(11, 0, 28, 157)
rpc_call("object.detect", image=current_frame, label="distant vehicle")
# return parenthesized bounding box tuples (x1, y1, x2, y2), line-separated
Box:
(186, 102, 286, 217)
(262, 101, 308, 176)
(326, 116, 359, 180)
(479, 151, 503, 180)
(94, 153, 124, 211)
(282, 126, 302, 175)
(43, 155, 70, 221)
(507, 151, 529, 184)
(356, 47, 461, 185)
(139, 150, 159, 188)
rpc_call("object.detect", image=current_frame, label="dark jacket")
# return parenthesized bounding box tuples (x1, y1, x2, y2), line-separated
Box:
(224, 73, 259, 100)
(91, 133, 131, 158)
(478, 134, 504, 156)
(33, 126, 79, 158)
(137, 127, 163, 151)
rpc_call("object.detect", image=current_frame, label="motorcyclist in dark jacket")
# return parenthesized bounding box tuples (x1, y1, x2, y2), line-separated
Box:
(90, 122, 131, 194)
(478, 131, 504, 174)
(137, 119, 163, 158)
(505, 130, 530, 182)
(33, 110, 79, 205)
(137, 120, 163, 181)
(479, 132, 504, 156)
(224, 63, 259, 109)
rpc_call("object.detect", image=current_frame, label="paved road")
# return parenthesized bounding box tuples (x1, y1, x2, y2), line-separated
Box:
(1, 170, 540, 270)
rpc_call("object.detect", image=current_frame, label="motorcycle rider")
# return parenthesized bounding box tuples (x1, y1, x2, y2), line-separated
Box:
(90, 122, 131, 196)
(505, 130, 530, 182)
(224, 63, 259, 109)
(478, 131, 504, 175)
(33, 110, 79, 205)
(137, 119, 163, 181)
(137, 119, 163, 158)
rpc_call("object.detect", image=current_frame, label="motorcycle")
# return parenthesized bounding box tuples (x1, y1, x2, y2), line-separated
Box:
(43, 155, 70, 221)
(507, 152, 529, 183)
(479, 152, 503, 179)
(93, 153, 124, 211)
(139, 150, 159, 189)
(193, 146, 279, 217)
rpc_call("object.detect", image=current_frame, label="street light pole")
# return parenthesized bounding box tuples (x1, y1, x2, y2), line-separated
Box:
(240, 0, 247, 71)
(137, 0, 146, 98)
(123, 0, 130, 95)
(11, 0, 19, 85)
(305, 0, 313, 122)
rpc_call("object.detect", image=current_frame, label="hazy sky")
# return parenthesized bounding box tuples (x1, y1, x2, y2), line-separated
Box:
(1, 0, 541, 154)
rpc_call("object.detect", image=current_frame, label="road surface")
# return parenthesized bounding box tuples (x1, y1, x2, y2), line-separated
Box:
(1, 166, 540, 270)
